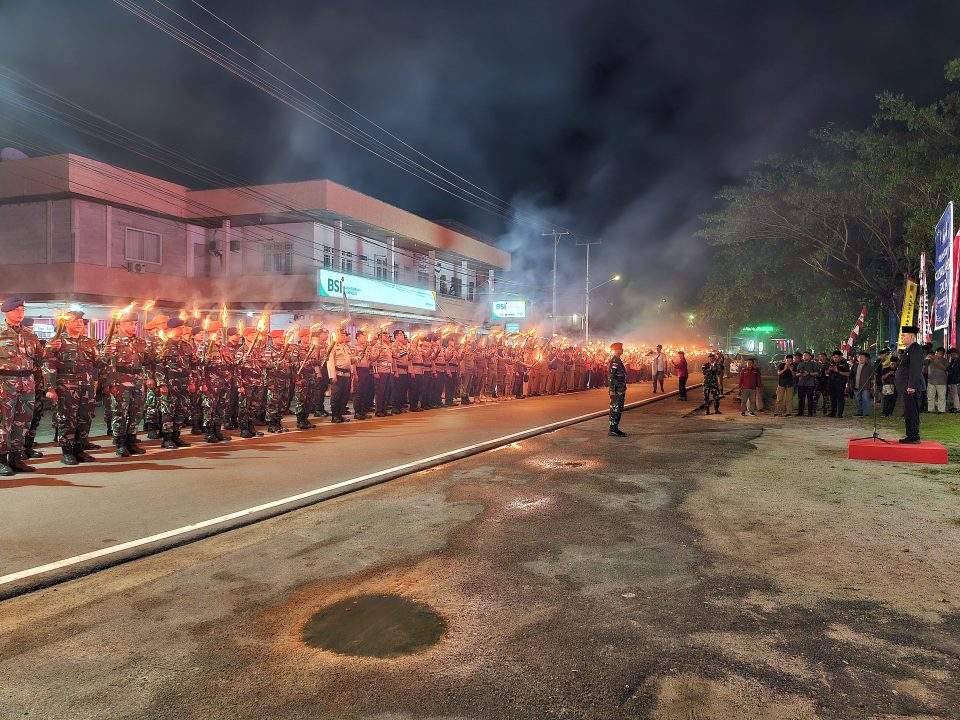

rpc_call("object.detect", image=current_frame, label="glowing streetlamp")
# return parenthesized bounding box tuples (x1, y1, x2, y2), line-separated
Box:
(585, 273, 621, 344)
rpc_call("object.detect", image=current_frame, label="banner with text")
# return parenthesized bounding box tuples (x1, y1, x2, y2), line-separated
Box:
(898, 277, 918, 348)
(934, 202, 953, 330)
(317, 269, 437, 311)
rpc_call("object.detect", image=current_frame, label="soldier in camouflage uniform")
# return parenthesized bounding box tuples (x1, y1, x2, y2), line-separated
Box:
(102, 311, 151, 457)
(292, 329, 318, 430)
(155, 318, 196, 449)
(265, 330, 293, 433)
(237, 326, 266, 438)
(701, 353, 722, 415)
(0, 297, 42, 475)
(188, 324, 206, 435)
(21, 317, 46, 459)
(607, 342, 628, 436)
(200, 322, 235, 443)
(44, 310, 100, 465)
(141, 315, 167, 439)
(311, 327, 331, 419)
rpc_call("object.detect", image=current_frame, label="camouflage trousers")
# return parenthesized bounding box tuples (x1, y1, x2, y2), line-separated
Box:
(266, 376, 290, 423)
(108, 382, 145, 438)
(238, 382, 264, 426)
(160, 383, 191, 433)
(293, 377, 311, 416)
(54, 381, 94, 448)
(189, 387, 204, 429)
(609, 381, 626, 427)
(143, 386, 161, 429)
(703, 379, 721, 408)
(26, 380, 44, 443)
(1, 375, 36, 453)
(202, 374, 231, 428)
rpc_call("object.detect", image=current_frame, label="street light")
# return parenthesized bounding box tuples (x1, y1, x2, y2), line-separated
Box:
(585, 273, 621, 344)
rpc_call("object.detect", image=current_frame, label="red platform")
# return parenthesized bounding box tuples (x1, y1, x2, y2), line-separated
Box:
(848, 438, 948, 464)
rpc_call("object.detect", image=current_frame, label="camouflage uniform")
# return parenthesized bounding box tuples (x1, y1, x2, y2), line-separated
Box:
(199, 337, 236, 442)
(265, 340, 293, 432)
(23, 325, 46, 458)
(702, 361, 721, 414)
(608, 352, 627, 433)
(103, 332, 151, 455)
(237, 335, 266, 438)
(292, 339, 319, 429)
(44, 331, 99, 462)
(155, 337, 197, 446)
(0, 321, 42, 473)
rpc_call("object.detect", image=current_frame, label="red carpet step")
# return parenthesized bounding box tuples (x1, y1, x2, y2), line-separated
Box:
(848, 438, 948, 464)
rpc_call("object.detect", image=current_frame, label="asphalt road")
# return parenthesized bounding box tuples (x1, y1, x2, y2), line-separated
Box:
(3, 390, 955, 720)
(0, 377, 698, 595)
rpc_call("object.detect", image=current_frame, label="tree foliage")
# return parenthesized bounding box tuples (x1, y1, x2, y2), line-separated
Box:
(698, 60, 960, 340)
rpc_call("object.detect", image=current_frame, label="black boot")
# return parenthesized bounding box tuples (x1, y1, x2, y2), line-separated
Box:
(146, 423, 161, 440)
(9, 450, 36, 472)
(60, 446, 78, 466)
(161, 432, 178, 450)
(267, 422, 282, 434)
(609, 425, 627, 437)
(249, 421, 263, 438)
(704, 406, 711, 415)
(190, 423, 204, 436)
(114, 437, 131, 457)
(205, 428, 220, 443)
(74, 443, 96, 463)
(126, 434, 147, 455)
(0, 453, 14, 477)
(83, 440, 102, 451)
(173, 431, 191, 448)
(215, 424, 232, 441)
(296, 414, 316, 430)
(714, 405, 722, 414)
(223, 420, 239, 430)
(23, 437, 43, 459)
(239, 422, 254, 439)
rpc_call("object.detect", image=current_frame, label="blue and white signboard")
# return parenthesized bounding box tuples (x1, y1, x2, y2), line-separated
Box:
(934, 202, 953, 331)
(318, 269, 436, 311)
(492, 300, 526, 318)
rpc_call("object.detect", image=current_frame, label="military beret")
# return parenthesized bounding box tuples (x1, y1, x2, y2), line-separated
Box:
(1, 297, 24, 313)
(191, 326, 204, 336)
(206, 321, 223, 333)
(21, 317, 34, 327)
(393, 329, 406, 338)
(299, 329, 310, 339)
(64, 310, 85, 321)
(268, 329, 286, 341)
(226, 327, 239, 337)
(610, 342, 623, 351)
(242, 326, 258, 337)
(166, 317, 184, 329)
(118, 312, 139, 323)
(149, 314, 169, 326)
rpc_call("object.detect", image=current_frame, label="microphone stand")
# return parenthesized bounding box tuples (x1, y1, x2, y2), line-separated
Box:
(852, 305, 891, 444)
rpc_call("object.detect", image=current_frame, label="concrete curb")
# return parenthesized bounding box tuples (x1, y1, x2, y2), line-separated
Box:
(0, 383, 701, 601)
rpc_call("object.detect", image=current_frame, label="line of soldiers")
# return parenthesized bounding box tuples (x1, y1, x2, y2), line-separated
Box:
(1, 300, 626, 475)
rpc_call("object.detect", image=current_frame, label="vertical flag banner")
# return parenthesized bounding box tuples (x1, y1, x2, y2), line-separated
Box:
(934, 202, 953, 331)
(899, 277, 918, 348)
(841, 306, 867, 358)
(952, 225, 960, 347)
(919, 252, 932, 343)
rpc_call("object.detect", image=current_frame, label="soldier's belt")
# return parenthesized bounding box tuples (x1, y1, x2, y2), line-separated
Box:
(0, 369, 32, 377)
(113, 365, 141, 374)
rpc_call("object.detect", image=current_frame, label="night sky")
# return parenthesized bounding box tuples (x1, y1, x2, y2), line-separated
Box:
(2, 0, 959, 333)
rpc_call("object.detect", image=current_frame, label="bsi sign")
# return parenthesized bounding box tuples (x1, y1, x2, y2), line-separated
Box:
(492, 300, 526, 318)
(318, 269, 436, 311)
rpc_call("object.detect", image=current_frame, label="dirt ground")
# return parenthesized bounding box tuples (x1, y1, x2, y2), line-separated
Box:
(0, 395, 958, 719)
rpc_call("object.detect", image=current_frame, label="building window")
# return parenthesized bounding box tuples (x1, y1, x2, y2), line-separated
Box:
(341, 250, 353, 274)
(374, 255, 388, 280)
(439, 275, 448, 295)
(417, 256, 430, 288)
(125, 228, 161, 264)
(451, 277, 462, 297)
(322, 246, 333, 269)
(393, 262, 399, 283)
(468, 281, 475, 302)
(263, 241, 293, 274)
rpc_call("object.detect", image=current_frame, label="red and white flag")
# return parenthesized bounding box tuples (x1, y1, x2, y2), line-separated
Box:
(841, 307, 867, 358)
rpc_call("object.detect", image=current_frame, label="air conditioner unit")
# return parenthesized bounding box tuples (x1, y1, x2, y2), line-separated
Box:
(128, 262, 146, 274)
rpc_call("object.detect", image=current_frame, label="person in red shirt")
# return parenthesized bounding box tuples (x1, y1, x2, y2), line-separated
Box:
(672, 351, 689, 400)
(738, 358, 762, 416)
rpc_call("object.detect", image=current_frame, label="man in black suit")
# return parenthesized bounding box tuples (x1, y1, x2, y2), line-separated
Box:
(895, 326, 925, 444)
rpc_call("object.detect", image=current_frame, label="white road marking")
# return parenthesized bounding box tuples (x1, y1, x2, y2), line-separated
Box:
(0, 385, 698, 589)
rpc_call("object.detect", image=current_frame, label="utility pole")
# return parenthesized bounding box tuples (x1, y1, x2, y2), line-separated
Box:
(576, 238, 602, 344)
(543, 228, 569, 336)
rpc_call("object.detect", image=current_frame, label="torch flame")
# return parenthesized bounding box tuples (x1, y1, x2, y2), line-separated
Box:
(193, 307, 200, 320)
(256, 314, 268, 333)
(237, 319, 244, 334)
(202, 317, 210, 332)
(113, 301, 137, 320)
(284, 324, 300, 344)
(379, 321, 392, 331)
(179, 310, 188, 322)
(142, 299, 156, 312)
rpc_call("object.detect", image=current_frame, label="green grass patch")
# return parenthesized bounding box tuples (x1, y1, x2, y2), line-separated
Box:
(877, 409, 960, 461)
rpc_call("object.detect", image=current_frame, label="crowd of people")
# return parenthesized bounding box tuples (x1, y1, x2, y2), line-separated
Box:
(732, 340, 956, 420)
(0, 297, 702, 476)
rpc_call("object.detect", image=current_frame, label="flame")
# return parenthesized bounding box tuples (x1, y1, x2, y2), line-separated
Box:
(142, 299, 156, 312)
(113, 301, 137, 320)
(256, 313, 268, 333)
(220, 303, 228, 327)
(379, 321, 392, 331)
(284, 324, 300, 344)
(202, 317, 210, 332)
(237, 319, 244, 334)
(179, 310, 188, 322)
(193, 307, 200, 320)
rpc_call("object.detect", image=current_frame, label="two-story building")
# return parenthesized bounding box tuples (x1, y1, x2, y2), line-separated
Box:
(0, 152, 510, 335)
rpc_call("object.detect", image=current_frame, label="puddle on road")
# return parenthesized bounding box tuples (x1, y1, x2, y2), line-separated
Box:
(302, 593, 446, 658)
